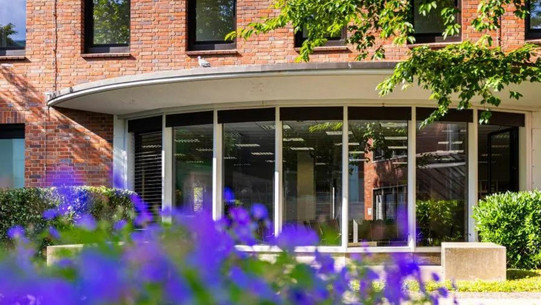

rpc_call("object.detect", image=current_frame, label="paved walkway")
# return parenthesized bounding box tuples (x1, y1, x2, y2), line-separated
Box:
(443, 292, 541, 305)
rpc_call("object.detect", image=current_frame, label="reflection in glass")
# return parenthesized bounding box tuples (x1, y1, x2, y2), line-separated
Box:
(478, 125, 518, 199)
(223, 121, 275, 238)
(416, 122, 467, 246)
(348, 121, 408, 247)
(0, 138, 25, 188)
(531, 0, 541, 30)
(283, 120, 342, 245)
(0, 0, 26, 48)
(174, 124, 213, 214)
(195, 0, 235, 42)
(92, 0, 130, 45)
(413, 0, 454, 34)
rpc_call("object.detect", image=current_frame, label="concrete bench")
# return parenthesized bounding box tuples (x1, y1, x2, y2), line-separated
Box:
(441, 242, 506, 281)
(46, 244, 84, 266)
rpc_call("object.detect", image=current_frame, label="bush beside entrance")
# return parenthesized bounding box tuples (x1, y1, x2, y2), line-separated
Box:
(474, 191, 541, 269)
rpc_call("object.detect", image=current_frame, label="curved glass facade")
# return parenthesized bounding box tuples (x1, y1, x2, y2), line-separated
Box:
(130, 106, 525, 250)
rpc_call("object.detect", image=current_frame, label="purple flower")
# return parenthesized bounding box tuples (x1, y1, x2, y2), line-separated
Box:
(7, 225, 25, 240)
(113, 220, 128, 231)
(48, 226, 60, 239)
(43, 208, 59, 220)
(250, 203, 268, 220)
(274, 225, 319, 252)
(75, 214, 97, 231)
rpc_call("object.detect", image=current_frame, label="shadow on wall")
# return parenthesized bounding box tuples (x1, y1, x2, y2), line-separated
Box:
(0, 66, 114, 187)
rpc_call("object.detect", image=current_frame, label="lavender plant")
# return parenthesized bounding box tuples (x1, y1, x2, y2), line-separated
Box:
(0, 199, 449, 304)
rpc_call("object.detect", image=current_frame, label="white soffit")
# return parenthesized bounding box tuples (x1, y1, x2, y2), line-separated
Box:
(47, 62, 541, 115)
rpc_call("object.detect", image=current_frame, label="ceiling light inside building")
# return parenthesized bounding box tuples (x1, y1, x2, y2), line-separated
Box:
(235, 143, 260, 147)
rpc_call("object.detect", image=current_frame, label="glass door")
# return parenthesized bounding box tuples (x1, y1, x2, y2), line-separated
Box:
(487, 128, 519, 194)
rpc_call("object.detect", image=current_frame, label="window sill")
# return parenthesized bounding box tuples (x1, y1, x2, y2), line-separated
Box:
(0, 55, 26, 61)
(81, 53, 132, 59)
(294, 46, 350, 53)
(186, 50, 239, 56)
(524, 38, 541, 45)
(407, 41, 462, 49)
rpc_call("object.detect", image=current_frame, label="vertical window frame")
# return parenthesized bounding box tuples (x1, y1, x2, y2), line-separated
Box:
(526, 0, 541, 39)
(84, 0, 131, 54)
(187, 0, 237, 51)
(410, 0, 462, 44)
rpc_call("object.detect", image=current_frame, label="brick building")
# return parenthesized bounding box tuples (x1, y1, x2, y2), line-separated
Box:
(1, 0, 540, 251)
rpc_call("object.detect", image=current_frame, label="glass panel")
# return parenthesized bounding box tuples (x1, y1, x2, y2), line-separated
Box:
(416, 122, 467, 246)
(348, 121, 408, 247)
(0, 138, 25, 188)
(92, 0, 130, 45)
(283, 120, 342, 245)
(478, 126, 518, 199)
(134, 131, 162, 219)
(223, 121, 275, 239)
(0, 0, 26, 48)
(174, 124, 213, 214)
(195, 0, 235, 42)
(413, 0, 454, 34)
(531, 0, 541, 30)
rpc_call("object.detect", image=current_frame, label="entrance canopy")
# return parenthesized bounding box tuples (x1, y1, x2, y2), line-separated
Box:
(46, 62, 423, 115)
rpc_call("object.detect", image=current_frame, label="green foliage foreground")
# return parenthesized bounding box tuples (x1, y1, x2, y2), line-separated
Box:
(409, 269, 541, 293)
(0, 186, 135, 247)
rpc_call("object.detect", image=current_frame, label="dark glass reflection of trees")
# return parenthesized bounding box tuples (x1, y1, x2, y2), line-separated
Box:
(93, 0, 130, 45)
(195, 0, 235, 42)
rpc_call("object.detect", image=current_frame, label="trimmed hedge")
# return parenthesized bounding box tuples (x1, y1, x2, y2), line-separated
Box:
(474, 191, 541, 269)
(0, 186, 136, 244)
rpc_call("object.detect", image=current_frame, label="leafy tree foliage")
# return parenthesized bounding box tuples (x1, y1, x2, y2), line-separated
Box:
(0, 23, 17, 48)
(92, 0, 130, 45)
(228, 0, 541, 125)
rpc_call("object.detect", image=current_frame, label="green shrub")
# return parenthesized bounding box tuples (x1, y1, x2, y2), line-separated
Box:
(0, 186, 136, 245)
(416, 199, 465, 246)
(474, 191, 541, 269)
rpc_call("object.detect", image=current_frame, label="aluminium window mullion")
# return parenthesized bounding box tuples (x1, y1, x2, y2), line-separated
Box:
(341, 106, 349, 249)
(274, 107, 283, 236)
(408, 107, 417, 251)
(212, 110, 223, 220)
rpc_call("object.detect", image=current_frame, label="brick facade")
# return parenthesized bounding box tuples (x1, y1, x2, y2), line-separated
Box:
(0, 0, 532, 187)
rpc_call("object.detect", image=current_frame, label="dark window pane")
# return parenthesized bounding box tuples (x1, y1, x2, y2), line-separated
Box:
(416, 122, 467, 246)
(413, 0, 454, 34)
(283, 120, 342, 246)
(92, 0, 130, 45)
(0, 137, 24, 188)
(478, 125, 519, 199)
(195, 0, 235, 42)
(223, 121, 275, 241)
(531, 0, 541, 30)
(0, 0, 26, 49)
(174, 124, 214, 214)
(348, 121, 408, 247)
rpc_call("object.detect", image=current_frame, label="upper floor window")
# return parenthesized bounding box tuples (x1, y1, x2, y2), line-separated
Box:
(188, 0, 236, 51)
(412, 0, 461, 43)
(85, 0, 130, 53)
(294, 27, 347, 48)
(0, 0, 26, 56)
(527, 0, 541, 39)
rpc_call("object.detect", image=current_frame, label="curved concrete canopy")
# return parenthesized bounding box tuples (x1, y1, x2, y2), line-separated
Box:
(47, 62, 541, 115)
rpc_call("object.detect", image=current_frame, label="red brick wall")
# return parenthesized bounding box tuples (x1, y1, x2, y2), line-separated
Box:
(0, 0, 531, 187)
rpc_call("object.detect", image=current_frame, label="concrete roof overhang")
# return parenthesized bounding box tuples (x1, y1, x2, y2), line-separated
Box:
(46, 62, 541, 116)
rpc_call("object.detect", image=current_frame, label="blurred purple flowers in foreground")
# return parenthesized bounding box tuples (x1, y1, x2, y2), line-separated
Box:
(0, 197, 449, 305)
